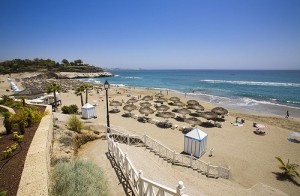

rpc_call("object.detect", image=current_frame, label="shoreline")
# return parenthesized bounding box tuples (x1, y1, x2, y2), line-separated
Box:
(114, 85, 300, 119)
(78, 75, 300, 118)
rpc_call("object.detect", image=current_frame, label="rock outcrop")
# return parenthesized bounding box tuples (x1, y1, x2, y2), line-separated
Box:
(57, 72, 113, 79)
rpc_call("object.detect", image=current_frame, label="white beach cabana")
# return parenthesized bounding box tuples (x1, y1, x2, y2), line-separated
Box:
(81, 103, 96, 119)
(184, 128, 208, 158)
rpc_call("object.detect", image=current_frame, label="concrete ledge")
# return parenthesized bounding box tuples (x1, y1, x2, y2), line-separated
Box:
(0, 104, 16, 114)
(17, 105, 53, 196)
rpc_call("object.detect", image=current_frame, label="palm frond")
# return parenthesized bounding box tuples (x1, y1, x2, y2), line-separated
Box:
(275, 157, 285, 167)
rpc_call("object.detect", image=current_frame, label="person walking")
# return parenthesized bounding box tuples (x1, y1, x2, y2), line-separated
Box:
(285, 110, 289, 118)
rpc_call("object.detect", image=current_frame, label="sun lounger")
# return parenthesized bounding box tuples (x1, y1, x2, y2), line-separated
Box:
(254, 129, 266, 135)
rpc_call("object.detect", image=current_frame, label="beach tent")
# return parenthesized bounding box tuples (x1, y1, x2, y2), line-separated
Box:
(81, 103, 96, 119)
(184, 128, 208, 158)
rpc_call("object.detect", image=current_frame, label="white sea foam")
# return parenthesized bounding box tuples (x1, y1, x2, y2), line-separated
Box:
(110, 83, 126, 87)
(123, 76, 142, 79)
(200, 80, 300, 87)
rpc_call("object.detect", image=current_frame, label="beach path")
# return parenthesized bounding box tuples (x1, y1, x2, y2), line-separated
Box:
(77, 139, 288, 196)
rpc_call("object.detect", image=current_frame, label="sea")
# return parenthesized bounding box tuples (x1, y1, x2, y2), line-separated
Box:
(79, 70, 300, 117)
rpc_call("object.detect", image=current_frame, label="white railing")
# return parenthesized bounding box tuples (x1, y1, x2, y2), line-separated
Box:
(109, 127, 144, 145)
(107, 127, 230, 179)
(107, 131, 187, 196)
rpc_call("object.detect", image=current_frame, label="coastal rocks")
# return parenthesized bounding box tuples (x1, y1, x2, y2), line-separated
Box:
(57, 72, 113, 79)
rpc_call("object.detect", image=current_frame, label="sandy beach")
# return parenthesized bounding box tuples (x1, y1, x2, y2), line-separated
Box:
(1, 73, 300, 195)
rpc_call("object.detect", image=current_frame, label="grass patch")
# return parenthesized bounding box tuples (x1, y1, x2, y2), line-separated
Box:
(51, 159, 110, 196)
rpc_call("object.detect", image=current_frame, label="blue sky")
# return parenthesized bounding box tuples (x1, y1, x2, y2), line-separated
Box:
(0, 0, 299, 69)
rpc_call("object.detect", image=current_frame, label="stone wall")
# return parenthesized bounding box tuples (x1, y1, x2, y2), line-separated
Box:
(17, 105, 53, 196)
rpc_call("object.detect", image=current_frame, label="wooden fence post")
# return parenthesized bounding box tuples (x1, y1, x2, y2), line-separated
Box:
(172, 151, 176, 164)
(190, 154, 193, 168)
(144, 134, 147, 146)
(218, 163, 221, 178)
(176, 181, 185, 196)
(125, 153, 129, 181)
(207, 162, 210, 176)
(138, 170, 144, 196)
(116, 143, 119, 164)
(127, 134, 130, 145)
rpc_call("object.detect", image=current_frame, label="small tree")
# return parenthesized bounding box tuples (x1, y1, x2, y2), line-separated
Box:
(75, 86, 85, 107)
(62, 59, 69, 65)
(81, 84, 91, 104)
(47, 83, 61, 112)
(275, 157, 300, 178)
(20, 96, 26, 107)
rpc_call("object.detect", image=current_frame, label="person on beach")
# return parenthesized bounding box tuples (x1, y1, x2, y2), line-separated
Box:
(285, 110, 289, 118)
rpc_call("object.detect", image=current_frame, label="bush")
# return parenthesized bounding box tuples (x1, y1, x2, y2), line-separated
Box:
(73, 133, 99, 152)
(61, 105, 78, 114)
(3, 112, 12, 134)
(51, 160, 110, 196)
(67, 115, 83, 133)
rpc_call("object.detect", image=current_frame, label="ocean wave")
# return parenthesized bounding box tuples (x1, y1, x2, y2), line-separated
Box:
(123, 76, 142, 79)
(200, 80, 300, 87)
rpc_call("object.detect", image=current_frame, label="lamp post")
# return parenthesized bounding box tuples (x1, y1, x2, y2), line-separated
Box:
(104, 80, 110, 131)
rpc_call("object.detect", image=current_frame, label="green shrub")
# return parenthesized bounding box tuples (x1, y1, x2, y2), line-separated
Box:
(27, 108, 47, 124)
(3, 112, 12, 134)
(67, 115, 83, 133)
(10, 111, 27, 134)
(51, 160, 110, 196)
(61, 105, 78, 114)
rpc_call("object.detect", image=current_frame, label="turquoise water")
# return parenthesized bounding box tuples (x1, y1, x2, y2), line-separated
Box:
(80, 70, 300, 117)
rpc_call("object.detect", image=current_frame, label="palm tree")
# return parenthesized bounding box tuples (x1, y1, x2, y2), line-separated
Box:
(275, 157, 300, 178)
(47, 83, 61, 112)
(81, 84, 90, 104)
(20, 96, 26, 107)
(75, 86, 85, 107)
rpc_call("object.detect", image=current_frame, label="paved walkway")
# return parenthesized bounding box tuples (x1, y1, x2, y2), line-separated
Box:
(77, 139, 132, 196)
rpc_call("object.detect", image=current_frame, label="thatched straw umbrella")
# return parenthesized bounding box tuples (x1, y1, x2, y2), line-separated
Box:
(157, 111, 175, 119)
(185, 117, 202, 127)
(126, 98, 138, 104)
(189, 112, 202, 117)
(142, 95, 153, 101)
(169, 97, 180, 102)
(139, 107, 155, 116)
(211, 107, 228, 115)
(187, 100, 199, 105)
(192, 104, 204, 111)
(176, 108, 191, 116)
(186, 104, 204, 111)
(156, 97, 168, 104)
(201, 112, 218, 120)
(123, 104, 137, 113)
(172, 101, 185, 107)
(155, 104, 170, 111)
(109, 101, 122, 107)
(155, 93, 164, 98)
(140, 101, 152, 108)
